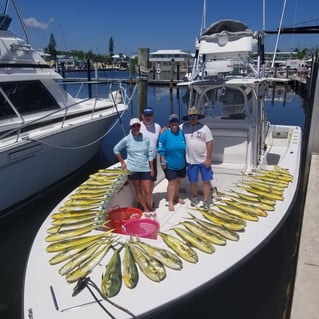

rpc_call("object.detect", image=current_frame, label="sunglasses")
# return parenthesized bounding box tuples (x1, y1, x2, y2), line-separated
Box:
(189, 114, 198, 119)
(131, 124, 141, 128)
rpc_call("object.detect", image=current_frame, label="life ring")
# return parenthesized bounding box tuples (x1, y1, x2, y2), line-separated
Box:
(156, 68, 161, 74)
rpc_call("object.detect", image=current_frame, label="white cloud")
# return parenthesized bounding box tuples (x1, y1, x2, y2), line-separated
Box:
(23, 17, 54, 30)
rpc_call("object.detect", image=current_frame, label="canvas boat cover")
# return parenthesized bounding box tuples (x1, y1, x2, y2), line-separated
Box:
(201, 19, 253, 37)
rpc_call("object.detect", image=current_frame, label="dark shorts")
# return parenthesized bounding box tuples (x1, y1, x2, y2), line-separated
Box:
(128, 171, 152, 180)
(164, 167, 186, 181)
(187, 163, 213, 182)
(152, 158, 158, 181)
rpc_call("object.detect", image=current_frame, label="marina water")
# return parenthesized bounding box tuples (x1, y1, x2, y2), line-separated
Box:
(0, 71, 306, 319)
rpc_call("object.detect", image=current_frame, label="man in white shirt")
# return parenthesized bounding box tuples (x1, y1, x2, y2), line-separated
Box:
(140, 107, 161, 184)
(181, 106, 213, 210)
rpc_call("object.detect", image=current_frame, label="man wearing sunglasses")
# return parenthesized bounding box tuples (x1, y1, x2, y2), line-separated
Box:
(181, 106, 213, 210)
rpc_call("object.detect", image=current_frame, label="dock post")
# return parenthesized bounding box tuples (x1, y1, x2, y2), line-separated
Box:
(87, 59, 92, 98)
(61, 62, 65, 78)
(152, 64, 156, 80)
(137, 48, 149, 117)
(170, 59, 175, 91)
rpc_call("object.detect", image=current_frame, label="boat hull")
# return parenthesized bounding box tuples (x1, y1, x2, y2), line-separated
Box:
(23, 123, 302, 318)
(0, 114, 122, 215)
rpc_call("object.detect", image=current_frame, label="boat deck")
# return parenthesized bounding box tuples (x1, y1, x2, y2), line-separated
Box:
(23, 120, 302, 318)
(290, 153, 319, 319)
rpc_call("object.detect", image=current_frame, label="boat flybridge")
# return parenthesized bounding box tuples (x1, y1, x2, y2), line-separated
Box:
(187, 19, 263, 81)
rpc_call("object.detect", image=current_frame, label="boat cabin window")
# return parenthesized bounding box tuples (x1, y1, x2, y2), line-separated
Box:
(218, 87, 245, 119)
(0, 80, 60, 119)
(199, 87, 247, 119)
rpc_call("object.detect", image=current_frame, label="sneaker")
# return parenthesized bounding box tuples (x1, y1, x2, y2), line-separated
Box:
(150, 212, 159, 222)
(212, 186, 220, 201)
(142, 212, 151, 218)
(190, 196, 200, 207)
(201, 200, 211, 210)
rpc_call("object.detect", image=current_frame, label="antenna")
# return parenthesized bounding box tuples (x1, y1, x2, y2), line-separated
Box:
(200, 0, 206, 34)
(262, 0, 266, 31)
(59, 24, 68, 52)
(271, 0, 287, 68)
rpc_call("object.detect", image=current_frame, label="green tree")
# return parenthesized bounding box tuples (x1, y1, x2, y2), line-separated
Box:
(69, 50, 86, 60)
(86, 50, 95, 61)
(293, 48, 312, 59)
(108, 37, 114, 57)
(45, 33, 57, 60)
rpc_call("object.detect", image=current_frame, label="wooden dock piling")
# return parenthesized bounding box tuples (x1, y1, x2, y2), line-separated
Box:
(137, 48, 149, 117)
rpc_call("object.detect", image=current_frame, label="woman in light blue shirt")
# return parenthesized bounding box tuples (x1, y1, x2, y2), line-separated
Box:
(113, 118, 154, 212)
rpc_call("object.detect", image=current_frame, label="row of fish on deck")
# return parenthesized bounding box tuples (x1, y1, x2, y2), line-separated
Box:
(45, 164, 293, 299)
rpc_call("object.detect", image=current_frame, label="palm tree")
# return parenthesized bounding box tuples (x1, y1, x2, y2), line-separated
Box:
(108, 37, 114, 57)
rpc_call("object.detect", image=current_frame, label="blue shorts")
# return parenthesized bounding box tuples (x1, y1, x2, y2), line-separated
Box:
(187, 164, 213, 183)
(128, 171, 152, 180)
(164, 167, 186, 181)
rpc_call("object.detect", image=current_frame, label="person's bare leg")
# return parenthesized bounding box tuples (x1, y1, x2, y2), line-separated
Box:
(174, 178, 184, 203)
(167, 179, 176, 211)
(203, 181, 211, 202)
(190, 182, 198, 197)
(141, 179, 153, 211)
(131, 180, 149, 211)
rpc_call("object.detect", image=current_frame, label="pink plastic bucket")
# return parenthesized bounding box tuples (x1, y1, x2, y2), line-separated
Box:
(121, 218, 160, 239)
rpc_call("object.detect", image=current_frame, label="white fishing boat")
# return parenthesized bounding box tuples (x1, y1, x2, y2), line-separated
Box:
(23, 15, 302, 319)
(0, 1, 130, 216)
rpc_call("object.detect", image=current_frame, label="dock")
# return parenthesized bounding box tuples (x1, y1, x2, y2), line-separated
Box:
(290, 153, 319, 319)
(62, 77, 309, 90)
(61, 77, 184, 87)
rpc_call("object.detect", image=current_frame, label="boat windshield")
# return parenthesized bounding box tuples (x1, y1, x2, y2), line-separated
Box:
(0, 80, 60, 119)
(195, 86, 250, 120)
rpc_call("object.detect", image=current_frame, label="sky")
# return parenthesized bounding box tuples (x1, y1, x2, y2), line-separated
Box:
(5, 0, 319, 56)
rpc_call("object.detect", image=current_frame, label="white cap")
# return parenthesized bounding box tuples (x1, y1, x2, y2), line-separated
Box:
(129, 118, 141, 126)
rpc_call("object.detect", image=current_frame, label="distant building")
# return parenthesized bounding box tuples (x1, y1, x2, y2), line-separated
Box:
(149, 49, 192, 74)
(109, 54, 128, 70)
(253, 51, 299, 67)
(56, 55, 76, 69)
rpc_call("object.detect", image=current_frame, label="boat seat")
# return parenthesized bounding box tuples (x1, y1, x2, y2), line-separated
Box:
(179, 128, 250, 193)
(221, 104, 246, 119)
(211, 128, 250, 174)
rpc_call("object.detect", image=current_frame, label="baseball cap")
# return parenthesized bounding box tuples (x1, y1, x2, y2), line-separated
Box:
(129, 118, 141, 126)
(142, 107, 153, 115)
(168, 114, 179, 122)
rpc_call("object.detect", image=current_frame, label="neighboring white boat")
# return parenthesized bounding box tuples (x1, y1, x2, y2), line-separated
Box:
(0, 1, 130, 216)
(23, 16, 302, 319)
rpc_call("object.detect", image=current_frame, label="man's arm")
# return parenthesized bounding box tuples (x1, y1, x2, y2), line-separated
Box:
(204, 140, 213, 168)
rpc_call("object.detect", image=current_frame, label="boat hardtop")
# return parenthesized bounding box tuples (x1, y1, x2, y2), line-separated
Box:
(187, 18, 259, 80)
